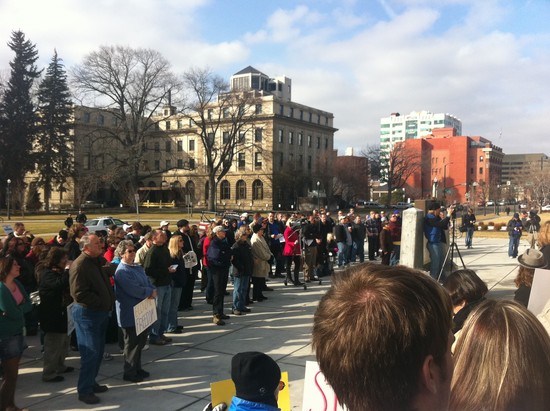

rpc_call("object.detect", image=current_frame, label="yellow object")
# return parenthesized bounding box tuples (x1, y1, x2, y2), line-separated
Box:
(210, 371, 290, 411)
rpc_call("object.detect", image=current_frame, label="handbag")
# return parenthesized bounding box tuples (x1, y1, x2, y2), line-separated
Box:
(459, 226, 467, 233)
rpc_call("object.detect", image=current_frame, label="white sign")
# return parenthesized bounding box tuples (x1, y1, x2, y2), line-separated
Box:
(302, 361, 347, 411)
(133, 298, 157, 336)
(66, 303, 75, 336)
(528, 267, 550, 316)
(2, 224, 13, 235)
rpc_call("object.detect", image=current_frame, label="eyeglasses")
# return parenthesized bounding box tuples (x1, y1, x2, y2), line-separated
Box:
(126, 249, 136, 254)
(278, 381, 285, 391)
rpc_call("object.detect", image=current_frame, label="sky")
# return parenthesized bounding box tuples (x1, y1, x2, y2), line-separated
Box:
(1, 0, 549, 156)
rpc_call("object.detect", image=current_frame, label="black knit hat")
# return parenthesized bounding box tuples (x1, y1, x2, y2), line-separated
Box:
(176, 219, 189, 228)
(231, 352, 281, 406)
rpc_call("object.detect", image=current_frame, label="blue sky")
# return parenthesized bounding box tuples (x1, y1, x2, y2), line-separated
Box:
(1, 0, 550, 155)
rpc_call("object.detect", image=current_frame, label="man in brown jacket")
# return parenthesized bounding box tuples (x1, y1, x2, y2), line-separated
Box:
(69, 234, 115, 405)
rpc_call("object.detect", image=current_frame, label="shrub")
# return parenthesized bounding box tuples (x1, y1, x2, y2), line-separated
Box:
(487, 221, 495, 226)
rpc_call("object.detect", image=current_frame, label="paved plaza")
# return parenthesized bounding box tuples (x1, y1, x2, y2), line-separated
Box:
(15, 237, 525, 411)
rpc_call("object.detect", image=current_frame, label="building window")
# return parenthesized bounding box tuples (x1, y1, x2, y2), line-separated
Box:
(207, 109, 213, 120)
(298, 133, 303, 146)
(325, 116, 328, 125)
(317, 115, 320, 124)
(279, 152, 283, 167)
(298, 154, 303, 167)
(480, 156, 484, 162)
(289, 153, 294, 163)
(165, 141, 171, 152)
(289, 132, 294, 145)
(325, 138, 328, 149)
(236, 180, 246, 200)
(177, 140, 183, 152)
(207, 133, 214, 145)
(309, 112, 312, 122)
(165, 121, 171, 130)
(470, 168, 474, 174)
(177, 120, 182, 129)
(307, 135, 311, 147)
(83, 112, 90, 123)
(279, 104, 284, 115)
(188, 158, 195, 169)
(479, 167, 483, 175)
(97, 114, 104, 125)
(223, 131, 230, 144)
(316, 136, 320, 149)
(166, 159, 171, 169)
(154, 160, 160, 170)
(239, 132, 246, 142)
(178, 159, 183, 168)
(83, 154, 90, 170)
(252, 180, 263, 200)
(255, 104, 262, 114)
(300, 110, 303, 120)
(238, 153, 245, 169)
(223, 108, 229, 118)
(205, 181, 209, 201)
(278, 129, 283, 143)
(220, 180, 230, 200)
(189, 140, 195, 151)
(307, 155, 312, 170)
(255, 152, 263, 169)
(290, 108, 294, 118)
(154, 142, 160, 152)
(154, 123, 160, 131)
(255, 128, 263, 143)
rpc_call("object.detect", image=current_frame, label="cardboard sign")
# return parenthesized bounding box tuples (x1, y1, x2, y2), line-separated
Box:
(211, 371, 290, 411)
(133, 298, 157, 336)
(528, 267, 550, 316)
(302, 361, 346, 411)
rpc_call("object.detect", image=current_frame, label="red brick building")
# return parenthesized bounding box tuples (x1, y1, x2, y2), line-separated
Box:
(401, 128, 503, 205)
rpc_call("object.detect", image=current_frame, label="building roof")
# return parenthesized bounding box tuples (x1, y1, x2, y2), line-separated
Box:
(233, 66, 267, 76)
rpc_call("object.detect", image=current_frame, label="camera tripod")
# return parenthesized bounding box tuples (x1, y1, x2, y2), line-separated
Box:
(438, 215, 466, 282)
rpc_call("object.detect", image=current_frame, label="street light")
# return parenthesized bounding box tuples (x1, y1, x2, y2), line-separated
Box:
(316, 181, 320, 212)
(6, 179, 11, 220)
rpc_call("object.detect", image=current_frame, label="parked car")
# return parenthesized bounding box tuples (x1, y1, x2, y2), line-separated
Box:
(362, 201, 382, 209)
(541, 204, 550, 212)
(486, 200, 495, 206)
(80, 200, 105, 209)
(85, 216, 127, 233)
(393, 202, 414, 209)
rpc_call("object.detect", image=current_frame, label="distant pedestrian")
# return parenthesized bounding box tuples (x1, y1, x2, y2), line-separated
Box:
(64, 214, 74, 229)
(462, 208, 476, 249)
(507, 213, 523, 258)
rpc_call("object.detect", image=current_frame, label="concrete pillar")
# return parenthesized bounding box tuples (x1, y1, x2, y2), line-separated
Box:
(400, 207, 426, 270)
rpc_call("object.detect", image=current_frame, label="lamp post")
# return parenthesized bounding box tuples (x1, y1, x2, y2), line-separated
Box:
(471, 182, 478, 214)
(316, 181, 320, 212)
(6, 179, 11, 220)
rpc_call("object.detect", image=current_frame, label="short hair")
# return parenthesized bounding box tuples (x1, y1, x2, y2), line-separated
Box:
(443, 269, 488, 306)
(115, 240, 135, 259)
(142, 232, 153, 242)
(234, 226, 250, 242)
(450, 300, 550, 410)
(312, 265, 452, 411)
(538, 220, 550, 247)
(69, 223, 86, 239)
(131, 222, 143, 231)
(79, 234, 95, 251)
(44, 247, 68, 270)
(14, 222, 24, 230)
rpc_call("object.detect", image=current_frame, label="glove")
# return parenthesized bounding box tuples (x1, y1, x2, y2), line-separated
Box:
(202, 402, 227, 411)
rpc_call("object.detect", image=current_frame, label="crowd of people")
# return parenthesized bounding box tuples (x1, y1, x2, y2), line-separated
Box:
(2, 206, 550, 410)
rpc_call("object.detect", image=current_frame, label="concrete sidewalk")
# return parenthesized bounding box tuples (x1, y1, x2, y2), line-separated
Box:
(15, 237, 523, 411)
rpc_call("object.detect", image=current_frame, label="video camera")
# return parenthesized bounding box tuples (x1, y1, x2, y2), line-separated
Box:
(289, 217, 308, 231)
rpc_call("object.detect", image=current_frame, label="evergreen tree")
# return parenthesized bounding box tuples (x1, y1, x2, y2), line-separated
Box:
(36, 50, 73, 211)
(0, 30, 41, 210)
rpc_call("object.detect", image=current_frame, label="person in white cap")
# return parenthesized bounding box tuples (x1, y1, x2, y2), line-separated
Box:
(160, 220, 171, 241)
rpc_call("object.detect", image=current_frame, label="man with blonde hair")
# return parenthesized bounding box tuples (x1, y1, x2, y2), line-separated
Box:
(312, 264, 454, 411)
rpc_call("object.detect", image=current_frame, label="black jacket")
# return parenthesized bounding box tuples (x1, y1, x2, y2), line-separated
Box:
(207, 237, 232, 269)
(231, 240, 254, 277)
(39, 268, 71, 333)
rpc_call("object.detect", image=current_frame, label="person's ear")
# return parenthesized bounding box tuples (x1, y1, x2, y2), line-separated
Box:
(421, 355, 439, 394)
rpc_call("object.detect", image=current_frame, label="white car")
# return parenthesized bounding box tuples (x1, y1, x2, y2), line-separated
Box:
(541, 205, 550, 212)
(85, 216, 127, 233)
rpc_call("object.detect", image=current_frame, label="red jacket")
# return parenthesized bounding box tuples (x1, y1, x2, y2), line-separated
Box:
(283, 226, 301, 256)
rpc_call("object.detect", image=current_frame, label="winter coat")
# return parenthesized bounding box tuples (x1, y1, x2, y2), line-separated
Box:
(251, 233, 272, 278)
(283, 226, 301, 257)
(38, 268, 71, 333)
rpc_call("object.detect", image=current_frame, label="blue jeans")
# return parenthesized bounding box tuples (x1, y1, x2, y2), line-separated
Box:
(205, 267, 214, 302)
(465, 227, 474, 247)
(166, 286, 182, 332)
(72, 304, 109, 395)
(509, 235, 520, 257)
(427, 242, 445, 280)
(337, 242, 348, 266)
(150, 285, 171, 340)
(233, 275, 250, 311)
(390, 244, 401, 266)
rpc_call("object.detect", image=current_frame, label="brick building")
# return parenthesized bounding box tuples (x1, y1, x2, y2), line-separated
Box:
(401, 128, 503, 205)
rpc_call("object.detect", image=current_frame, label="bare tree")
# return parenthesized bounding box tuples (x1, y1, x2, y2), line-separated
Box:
(70, 45, 181, 206)
(181, 67, 263, 211)
(383, 142, 422, 206)
(361, 144, 381, 180)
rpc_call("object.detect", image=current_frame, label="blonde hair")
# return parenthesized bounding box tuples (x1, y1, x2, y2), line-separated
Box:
(168, 236, 182, 258)
(450, 300, 550, 411)
(538, 221, 550, 247)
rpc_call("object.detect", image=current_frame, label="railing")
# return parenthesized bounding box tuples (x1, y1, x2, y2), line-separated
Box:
(140, 200, 176, 208)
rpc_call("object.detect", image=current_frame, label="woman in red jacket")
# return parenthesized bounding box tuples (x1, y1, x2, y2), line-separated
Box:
(283, 219, 303, 286)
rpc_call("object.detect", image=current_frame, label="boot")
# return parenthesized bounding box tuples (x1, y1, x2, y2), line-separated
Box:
(293, 272, 304, 286)
(212, 314, 225, 326)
